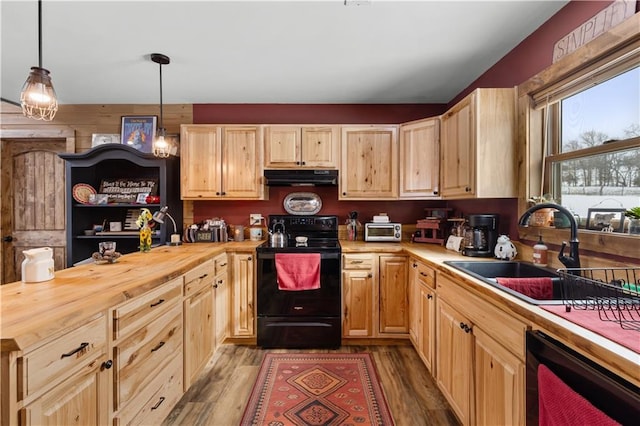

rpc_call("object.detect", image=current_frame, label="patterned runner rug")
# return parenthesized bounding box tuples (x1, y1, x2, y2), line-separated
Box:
(240, 353, 395, 425)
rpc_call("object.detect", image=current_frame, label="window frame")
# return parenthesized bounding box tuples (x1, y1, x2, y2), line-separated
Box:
(517, 15, 640, 259)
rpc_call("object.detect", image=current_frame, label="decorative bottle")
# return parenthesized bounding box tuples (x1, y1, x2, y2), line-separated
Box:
(532, 235, 548, 267)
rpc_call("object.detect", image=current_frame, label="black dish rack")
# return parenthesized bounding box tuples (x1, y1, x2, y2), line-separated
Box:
(558, 267, 640, 331)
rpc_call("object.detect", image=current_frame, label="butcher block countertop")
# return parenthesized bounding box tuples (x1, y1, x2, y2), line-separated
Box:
(2, 240, 638, 386)
(0, 241, 261, 352)
(341, 241, 639, 386)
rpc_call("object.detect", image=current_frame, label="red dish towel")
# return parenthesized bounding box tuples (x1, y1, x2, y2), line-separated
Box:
(275, 253, 321, 291)
(538, 364, 620, 426)
(495, 277, 553, 300)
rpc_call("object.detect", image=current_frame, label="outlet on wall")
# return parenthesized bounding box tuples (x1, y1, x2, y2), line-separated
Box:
(250, 214, 263, 226)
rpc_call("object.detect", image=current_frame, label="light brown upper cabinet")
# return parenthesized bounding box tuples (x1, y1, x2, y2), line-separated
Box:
(440, 88, 516, 199)
(264, 125, 339, 168)
(399, 117, 440, 199)
(181, 125, 265, 200)
(340, 126, 399, 200)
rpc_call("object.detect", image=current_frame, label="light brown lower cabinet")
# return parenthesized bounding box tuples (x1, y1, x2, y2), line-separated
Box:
(436, 273, 526, 426)
(213, 253, 229, 349)
(409, 258, 436, 373)
(19, 354, 110, 426)
(342, 253, 409, 338)
(112, 277, 184, 425)
(230, 252, 255, 338)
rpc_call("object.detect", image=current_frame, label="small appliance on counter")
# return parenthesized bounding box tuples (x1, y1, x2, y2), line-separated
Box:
(462, 214, 499, 257)
(364, 221, 402, 242)
(21, 247, 55, 283)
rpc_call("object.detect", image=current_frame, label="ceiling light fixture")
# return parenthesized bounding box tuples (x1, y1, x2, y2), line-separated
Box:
(20, 0, 58, 121)
(151, 53, 171, 158)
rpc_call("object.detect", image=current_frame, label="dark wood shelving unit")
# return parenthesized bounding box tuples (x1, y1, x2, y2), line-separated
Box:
(59, 144, 181, 267)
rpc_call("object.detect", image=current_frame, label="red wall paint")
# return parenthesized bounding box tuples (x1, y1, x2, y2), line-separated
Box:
(190, 1, 630, 237)
(193, 103, 446, 125)
(449, 0, 623, 106)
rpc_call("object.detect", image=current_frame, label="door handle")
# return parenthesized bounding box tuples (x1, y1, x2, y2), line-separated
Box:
(2, 236, 13, 242)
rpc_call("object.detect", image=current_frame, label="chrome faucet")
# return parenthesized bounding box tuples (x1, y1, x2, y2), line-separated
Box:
(518, 203, 580, 269)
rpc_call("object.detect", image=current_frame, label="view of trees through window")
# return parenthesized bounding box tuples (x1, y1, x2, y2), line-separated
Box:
(552, 66, 639, 229)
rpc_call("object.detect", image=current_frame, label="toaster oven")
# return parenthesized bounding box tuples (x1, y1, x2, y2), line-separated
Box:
(364, 223, 402, 242)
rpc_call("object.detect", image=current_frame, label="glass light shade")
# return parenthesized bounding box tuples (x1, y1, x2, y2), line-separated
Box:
(20, 67, 58, 121)
(153, 128, 170, 158)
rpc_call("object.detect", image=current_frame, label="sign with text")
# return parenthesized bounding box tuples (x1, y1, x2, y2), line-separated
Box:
(552, 0, 636, 63)
(99, 178, 158, 203)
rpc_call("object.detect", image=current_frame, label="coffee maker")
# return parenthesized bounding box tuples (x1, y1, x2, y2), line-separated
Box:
(462, 214, 499, 257)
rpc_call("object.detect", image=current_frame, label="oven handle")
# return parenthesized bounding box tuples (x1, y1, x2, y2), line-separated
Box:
(257, 251, 340, 260)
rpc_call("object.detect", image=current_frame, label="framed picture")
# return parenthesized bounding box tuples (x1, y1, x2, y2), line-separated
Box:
(165, 133, 180, 156)
(121, 116, 157, 153)
(136, 193, 150, 204)
(586, 208, 625, 232)
(91, 133, 120, 147)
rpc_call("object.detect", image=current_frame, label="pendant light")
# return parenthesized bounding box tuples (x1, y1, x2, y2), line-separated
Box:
(151, 53, 171, 158)
(20, 0, 58, 121)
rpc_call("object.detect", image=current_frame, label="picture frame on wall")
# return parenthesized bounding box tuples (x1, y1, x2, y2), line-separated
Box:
(91, 133, 120, 147)
(121, 116, 157, 153)
(586, 208, 625, 232)
(165, 133, 180, 156)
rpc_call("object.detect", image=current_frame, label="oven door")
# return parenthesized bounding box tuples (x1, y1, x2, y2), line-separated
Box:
(256, 250, 341, 317)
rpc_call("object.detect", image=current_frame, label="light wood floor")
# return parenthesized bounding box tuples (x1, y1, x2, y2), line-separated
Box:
(163, 343, 459, 426)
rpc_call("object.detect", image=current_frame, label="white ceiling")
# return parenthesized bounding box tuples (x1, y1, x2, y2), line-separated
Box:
(1, 0, 568, 106)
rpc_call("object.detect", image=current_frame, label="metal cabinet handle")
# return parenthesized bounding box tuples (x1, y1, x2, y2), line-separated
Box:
(427, 294, 433, 300)
(151, 397, 165, 410)
(199, 273, 209, 279)
(367, 273, 372, 278)
(220, 263, 227, 267)
(248, 256, 252, 261)
(150, 299, 165, 308)
(101, 360, 113, 370)
(419, 272, 429, 277)
(351, 260, 363, 264)
(61, 342, 89, 358)
(151, 341, 165, 352)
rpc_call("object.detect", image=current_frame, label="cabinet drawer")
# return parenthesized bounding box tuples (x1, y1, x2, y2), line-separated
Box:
(342, 254, 374, 270)
(214, 253, 228, 275)
(19, 315, 106, 399)
(184, 259, 215, 297)
(115, 353, 183, 426)
(114, 303, 183, 409)
(415, 261, 436, 288)
(112, 277, 182, 340)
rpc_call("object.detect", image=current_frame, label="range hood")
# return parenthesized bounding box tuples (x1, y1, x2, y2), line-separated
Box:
(264, 169, 338, 186)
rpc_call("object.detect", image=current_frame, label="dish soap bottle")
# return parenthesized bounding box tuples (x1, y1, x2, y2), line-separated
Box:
(532, 235, 548, 267)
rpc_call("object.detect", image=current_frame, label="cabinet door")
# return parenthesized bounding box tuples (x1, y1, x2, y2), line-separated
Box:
(264, 126, 300, 167)
(436, 299, 473, 426)
(441, 96, 474, 198)
(473, 327, 525, 426)
(340, 126, 398, 199)
(181, 125, 223, 198)
(301, 126, 338, 168)
(214, 271, 229, 349)
(378, 255, 409, 335)
(399, 118, 440, 198)
(21, 355, 109, 426)
(408, 262, 420, 345)
(419, 284, 436, 373)
(183, 285, 214, 388)
(342, 269, 374, 337)
(230, 252, 255, 337)
(222, 126, 264, 198)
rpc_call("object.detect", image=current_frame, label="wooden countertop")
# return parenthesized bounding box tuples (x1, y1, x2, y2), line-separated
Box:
(0, 241, 261, 352)
(2, 239, 637, 385)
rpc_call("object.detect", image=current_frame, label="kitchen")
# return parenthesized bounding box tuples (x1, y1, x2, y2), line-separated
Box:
(1, 1, 640, 425)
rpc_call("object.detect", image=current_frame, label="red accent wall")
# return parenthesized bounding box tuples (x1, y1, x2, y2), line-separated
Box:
(191, 1, 629, 238)
(193, 103, 446, 125)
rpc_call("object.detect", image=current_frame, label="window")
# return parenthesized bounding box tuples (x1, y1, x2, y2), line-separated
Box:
(542, 65, 640, 231)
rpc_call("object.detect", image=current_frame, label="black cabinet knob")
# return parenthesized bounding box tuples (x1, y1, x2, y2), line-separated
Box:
(101, 360, 113, 370)
(2, 236, 13, 242)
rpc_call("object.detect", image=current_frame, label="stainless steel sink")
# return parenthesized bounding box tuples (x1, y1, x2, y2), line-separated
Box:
(443, 260, 564, 305)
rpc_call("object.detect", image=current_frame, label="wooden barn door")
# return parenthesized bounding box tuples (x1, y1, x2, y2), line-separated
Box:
(1, 130, 73, 284)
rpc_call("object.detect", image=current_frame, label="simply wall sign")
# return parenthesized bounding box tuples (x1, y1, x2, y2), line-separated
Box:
(552, 0, 636, 63)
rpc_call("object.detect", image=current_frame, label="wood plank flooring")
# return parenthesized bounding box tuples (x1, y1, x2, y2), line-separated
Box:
(163, 343, 459, 426)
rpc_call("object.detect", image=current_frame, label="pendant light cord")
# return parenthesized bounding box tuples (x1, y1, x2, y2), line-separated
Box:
(38, 0, 42, 68)
(159, 61, 163, 129)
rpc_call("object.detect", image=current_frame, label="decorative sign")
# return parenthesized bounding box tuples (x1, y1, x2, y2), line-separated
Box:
(121, 116, 157, 153)
(552, 0, 636, 63)
(99, 178, 158, 204)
